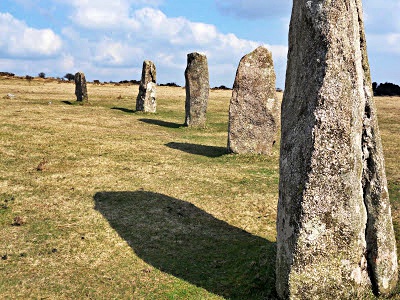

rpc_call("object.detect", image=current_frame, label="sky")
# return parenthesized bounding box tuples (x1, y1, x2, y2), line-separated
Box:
(0, 0, 399, 89)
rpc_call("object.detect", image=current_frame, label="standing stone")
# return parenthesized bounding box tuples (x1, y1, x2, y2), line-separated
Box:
(184, 52, 209, 127)
(227, 46, 279, 154)
(276, 0, 398, 299)
(74, 72, 88, 102)
(136, 60, 157, 113)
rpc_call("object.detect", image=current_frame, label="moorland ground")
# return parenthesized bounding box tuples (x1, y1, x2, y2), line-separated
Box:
(0, 77, 399, 299)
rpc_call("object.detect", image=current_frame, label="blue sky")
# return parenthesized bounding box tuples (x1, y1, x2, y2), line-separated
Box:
(0, 0, 398, 88)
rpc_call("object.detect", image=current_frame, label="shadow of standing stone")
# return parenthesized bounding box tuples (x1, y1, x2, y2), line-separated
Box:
(227, 46, 280, 154)
(165, 142, 227, 157)
(94, 191, 277, 299)
(139, 118, 182, 129)
(136, 60, 157, 113)
(276, 1, 398, 299)
(184, 52, 209, 128)
(74, 71, 88, 102)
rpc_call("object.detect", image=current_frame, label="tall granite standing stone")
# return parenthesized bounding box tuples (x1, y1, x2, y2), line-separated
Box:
(276, 0, 398, 299)
(74, 71, 88, 102)
(136, 60, 157, 113)
(227, 46, 279, 154)
(184, 52, 209, 127)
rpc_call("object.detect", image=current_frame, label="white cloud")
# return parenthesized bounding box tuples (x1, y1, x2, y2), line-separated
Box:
(188, 23, 218, 45)
(58, 5, 287, 85)
(367, 33, 400, 55)
(386, 33, 400, 45)
(132, 8, 185, 40)
(69, 0, 138, 29)
(60, 54, 75, 71)
(0, 3, 288, 86)
(67, 0, 162, 29)
(93, 38, 144, 67)
(0, 13, 62, 58)
(126, 0, 164, 7)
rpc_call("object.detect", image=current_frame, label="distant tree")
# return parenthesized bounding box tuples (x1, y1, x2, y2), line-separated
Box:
(159, 82, 181, 87)
(64, 73, 75, 81)
(25, 75, 34, 83)
(38, 72, 46, 79)
(211, 85, 231, 90)
(374, 82, 400, 96)
(0, 72, 15, 77)
(372, 82, 377, 93)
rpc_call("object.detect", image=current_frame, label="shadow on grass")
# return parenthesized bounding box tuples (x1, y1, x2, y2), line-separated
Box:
(94, 191, 277, 299)
(61, 100, 74, 105)
(166, 142, 227, 158)
(139, 118, 183, 129)
(111, 107, 135, 114)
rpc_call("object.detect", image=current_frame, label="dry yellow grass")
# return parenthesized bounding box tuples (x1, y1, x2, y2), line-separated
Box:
(0, 76, 398, 299)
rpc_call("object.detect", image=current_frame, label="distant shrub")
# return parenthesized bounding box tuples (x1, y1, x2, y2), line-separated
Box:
(372, 82, 377, 92)
(373, 82, 400, 96)
(130, 79, 140, 85)
(119, 80, 132, 84)
(64, 73, 75, 81)
(38, 72, 46, 79)
(93, 80, 100, 85)
(211, 85, 231, 90)
(276, 88, 283, 92)
(0, 72, 15, 77)
(25, 75, 34, 81)
(159, 82, 181, 87)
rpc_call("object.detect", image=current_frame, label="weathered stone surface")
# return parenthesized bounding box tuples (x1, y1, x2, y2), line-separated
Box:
(136, 60, 157, 113)
(184, 52, 209, 127)
(74, 72, 88, 102)
(276, 0, 398, 299)
(227, 46, 279, 154)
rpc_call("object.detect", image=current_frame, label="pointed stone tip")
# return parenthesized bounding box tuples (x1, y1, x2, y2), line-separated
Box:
(255, 45, 270, 52)
(247, 45, 272, 57)
(242, 46, 274, 69)
(187, 52, 207, 59)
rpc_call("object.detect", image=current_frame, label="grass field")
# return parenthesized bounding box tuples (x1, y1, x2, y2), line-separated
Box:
(0, 76, 399, 299)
